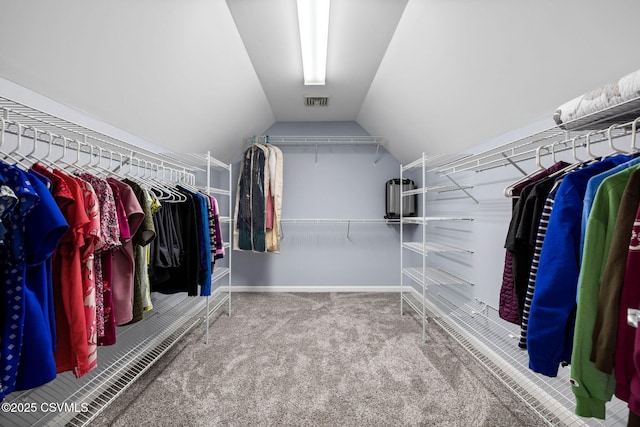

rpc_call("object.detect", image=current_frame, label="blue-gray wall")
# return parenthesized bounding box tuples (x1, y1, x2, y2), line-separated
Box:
(231, 122, 401, 289)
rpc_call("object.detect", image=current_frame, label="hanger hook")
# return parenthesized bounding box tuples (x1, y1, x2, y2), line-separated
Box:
(631, 117, 640, 151)
(25, 127, 38, 158)
(550, 140, 563, 164)
(72, 140, 84, 166)
(535, 145, 548, 170)
(93, 146, 103, 167)
(59, 136, 69, 163)
(46, 133, 58, 161)
(41, 130, 54, 160)
(0, 116, 5, 150)
(571, 135, 583, 162)
(11, 122, 23, 155)
(83, 144, 94, 167)
(585, 131, 597, 159)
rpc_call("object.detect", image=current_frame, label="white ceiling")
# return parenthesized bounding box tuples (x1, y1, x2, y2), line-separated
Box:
(1, 0, 640, 164)
(226, 0, 407, 121)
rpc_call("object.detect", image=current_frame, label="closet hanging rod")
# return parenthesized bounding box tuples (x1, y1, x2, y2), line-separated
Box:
(0, 116, 196, 185)
(438, 95, 640, 174)
(0, 109, 200, 175)
(492, 124, 633, 173)
(402, 153, 468, 171)
(0, 109, 200, 174)
(280, 218, 390, 224)
(248, 135, 385, 146)
(173, 152, 231, 170)
(437, 114, 640, 174)
(0, 97, 202, 172)
(436, 129, 571, 174)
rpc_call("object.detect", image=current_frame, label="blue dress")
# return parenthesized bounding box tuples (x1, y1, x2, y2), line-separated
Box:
(0, 162, 39, 399)
(14, 170, 68, 391)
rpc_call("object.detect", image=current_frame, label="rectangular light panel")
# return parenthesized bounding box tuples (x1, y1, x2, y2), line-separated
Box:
(297, 0, 330, 85)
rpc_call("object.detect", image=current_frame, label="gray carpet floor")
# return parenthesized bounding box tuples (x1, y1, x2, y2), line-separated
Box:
(90, 292, 548, 426)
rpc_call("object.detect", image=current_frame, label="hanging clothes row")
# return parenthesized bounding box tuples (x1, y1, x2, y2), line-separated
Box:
(0, 146, 224, 401)
(498, 132, 640, 421)
(233, 142, 283, 253)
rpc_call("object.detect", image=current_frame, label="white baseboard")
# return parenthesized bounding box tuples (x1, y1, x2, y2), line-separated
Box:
(223, 285, 401, 293)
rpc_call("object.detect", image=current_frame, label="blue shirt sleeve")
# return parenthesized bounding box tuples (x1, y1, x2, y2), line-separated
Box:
(527, 179, 583, 376)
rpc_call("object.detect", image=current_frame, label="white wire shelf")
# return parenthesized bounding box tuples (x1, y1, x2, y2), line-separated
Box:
(280, 218, 389, 224)
(428, 295, 630, 427)
(425, 184, 474, 193)
(248, 135, 388, 164)
(557, 95, 640, 132)
(250, 135, 385, 146)
(401, 216, 474, 225)
(402, 185, 474, 196)
(402, 241, 473, 255)
(0, 294, 206, 426)
(207, 187, 231, 196)
(173, 153, 231, 171)
(401, 291, 432, 319)
(402, 153, 469, 171)
(211, 267, 230, 284)
(402, 267, 472, 287)
(0, 96, 203, 173)
(436, 104, 640, 175)
(402, 188, 425, 196)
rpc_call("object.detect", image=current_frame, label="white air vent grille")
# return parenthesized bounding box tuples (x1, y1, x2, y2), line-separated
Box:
(304, 96, 329, 107)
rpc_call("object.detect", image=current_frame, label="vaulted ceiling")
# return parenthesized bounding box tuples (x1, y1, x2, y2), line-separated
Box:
(0, 0, 639, 165)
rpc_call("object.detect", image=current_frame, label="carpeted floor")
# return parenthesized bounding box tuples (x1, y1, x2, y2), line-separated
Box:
(90, 292, 548, 426)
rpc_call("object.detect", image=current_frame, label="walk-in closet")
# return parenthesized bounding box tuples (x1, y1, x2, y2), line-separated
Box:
(1, 1, 640, 426)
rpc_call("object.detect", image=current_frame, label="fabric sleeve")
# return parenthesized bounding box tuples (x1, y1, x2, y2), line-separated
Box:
(24, 171, 68, 263)
(616, 203, 640, 406)
(527, 184, 582, 377)
(571, 180, 620, 419)
(591, 169, 640, 373)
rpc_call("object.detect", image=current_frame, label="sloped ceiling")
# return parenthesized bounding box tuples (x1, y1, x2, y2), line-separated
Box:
(359, 0, 640, 163)
(1, 0, 640, 165)
(0, 0, 274, 163)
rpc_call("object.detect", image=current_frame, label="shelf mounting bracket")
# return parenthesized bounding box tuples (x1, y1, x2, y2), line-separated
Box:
(442, 173, 479, 204)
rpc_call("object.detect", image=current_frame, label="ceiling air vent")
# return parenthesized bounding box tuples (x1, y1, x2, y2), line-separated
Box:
(304, 95, 329, 107)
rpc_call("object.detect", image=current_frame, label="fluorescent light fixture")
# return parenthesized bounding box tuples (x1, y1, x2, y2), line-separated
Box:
(296, 0, 330, 85)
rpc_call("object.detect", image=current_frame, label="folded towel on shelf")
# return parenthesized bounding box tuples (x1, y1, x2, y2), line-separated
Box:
(553, 68, 640, 130)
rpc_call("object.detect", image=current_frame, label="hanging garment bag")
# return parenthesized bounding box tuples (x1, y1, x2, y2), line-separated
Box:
(385, 178, 416, 219)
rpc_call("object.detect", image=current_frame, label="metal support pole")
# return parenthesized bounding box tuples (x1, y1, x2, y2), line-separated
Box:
(206, 150, 211, 345)
(442, 173, 480, 204)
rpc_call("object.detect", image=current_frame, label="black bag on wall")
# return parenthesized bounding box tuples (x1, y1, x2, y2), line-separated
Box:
(385, 178, 417, 219)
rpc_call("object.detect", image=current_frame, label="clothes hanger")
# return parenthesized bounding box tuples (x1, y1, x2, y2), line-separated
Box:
(502, 145, 548, 198)
(8, 125, 40, 168)
(583, 131, 599, 161)
(0, 121, 34, 170)
(148, 163, 172, 201)
(167, 167, 189, 202)
(137, 160, 174, 200)
(571, 134, 586, 163)
(44, 135, 79, 172)
(65, 139, 95, 176)
(630, 117, 640, 153)
(57, 139, 89, 173)
(81, 145, 108, 176)
(545, 135, 586, 179)
(37, 132, 66, 169)
(147, 163, 187, 203)
(604, 123, 628, 157)
(127, 157, 178, 202)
